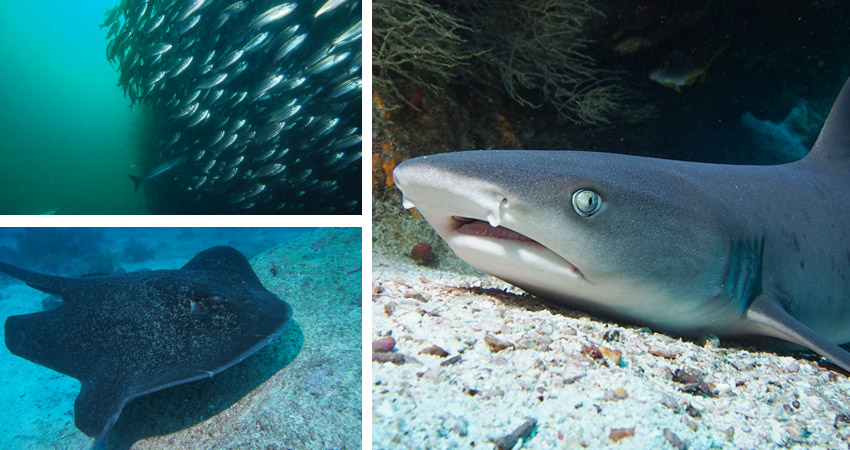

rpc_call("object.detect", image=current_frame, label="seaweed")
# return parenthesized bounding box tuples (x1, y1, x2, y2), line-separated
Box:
(373, 0, 625, 125)
(373, 0, 480, 109)
(465, 0, 622, 124)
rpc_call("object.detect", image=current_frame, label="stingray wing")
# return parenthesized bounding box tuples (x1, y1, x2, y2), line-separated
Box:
(180, 246, 268, 289)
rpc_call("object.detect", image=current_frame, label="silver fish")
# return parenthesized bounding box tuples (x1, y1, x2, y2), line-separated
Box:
(249, 3, 297, 28)
(229, 119, 247, 133)
(218, 49, 244, 70)
(219, 166, 239, 182)
(231, 91, 248, 106)
(168, 56, 194, 78)
(274, 34, 307, 62)
(315, 117, 339, 137)
(223, 1, 248, 13)
(145, 43, 172, 58)
(217, 133, 239, 151)
(329, 78, 360, 98)
(333, 20, 361, 46)
(169, 102, 199, 120)
(197, 73, 227, 90)
(243, 31, 270, 53)
(251, 74, 283, 102)
(245, 183, 267, 198)
(291, 169, 312, 182)
(254, 163, 285, 178)
(226, 156, 245, 169)
(179, 13, 202, 34)
(315, 0, 348, 18)
(201, 158, 216, 172)
(187, 109, 210, 127)
(256, 121, 286, 143)
(208, 89, 225, 103)
(143, 14, 166, 33)
(310, 51, 349, 74)
(269, 104, 301, 123)
(178, 0, 206, 22)
(165, 132, 181, 147)
(184, 89, 202, 105)
(145, 70, 167, 87)
(207, 130, 226, 148)
(128, 155, 187, 191)
(191, 175, 207, 189)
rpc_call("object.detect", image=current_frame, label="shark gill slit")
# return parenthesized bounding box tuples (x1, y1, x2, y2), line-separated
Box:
(722, 236, 765, 313)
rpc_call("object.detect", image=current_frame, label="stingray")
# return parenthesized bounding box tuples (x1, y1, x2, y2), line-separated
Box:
(0, 246, 292, 441)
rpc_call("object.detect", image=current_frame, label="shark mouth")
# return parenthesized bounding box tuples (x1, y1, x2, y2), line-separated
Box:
(450, 217, 586, 280)
(455, 218, 536, 242)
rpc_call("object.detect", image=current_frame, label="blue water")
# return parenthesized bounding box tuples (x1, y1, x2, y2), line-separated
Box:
(0, 227, 312, 273)
(0, 1, 143, 214)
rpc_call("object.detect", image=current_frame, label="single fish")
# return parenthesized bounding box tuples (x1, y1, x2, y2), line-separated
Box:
(168, 56, 194, 78)
(243, 31, 270, 53)
(177, 0, 206, 22)
(187, 109, 210, 128)
(274, 33, 307, 62)
(315, 0, 347, 18)
(249, 3, 297, 28)
(178, 13, 202, 35)
(196, 73, 227, 90)
(128, 155, 188, 191)
(145, 43, 173, 58)
(250, 74, 283, 102)
(254, 163, 285, 178)
(218, 49, 244, 70)
(649, 43, 730, 92)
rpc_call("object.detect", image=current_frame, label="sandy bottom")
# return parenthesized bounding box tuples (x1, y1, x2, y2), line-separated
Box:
(372, 254, 850, 449)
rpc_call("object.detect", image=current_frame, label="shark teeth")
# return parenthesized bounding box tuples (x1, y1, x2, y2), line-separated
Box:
(486, 198, 508, 227)
(486, 210, 500, 227)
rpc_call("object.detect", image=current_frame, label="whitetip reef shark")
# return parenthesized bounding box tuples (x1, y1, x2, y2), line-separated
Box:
(393, 76, 850, 372)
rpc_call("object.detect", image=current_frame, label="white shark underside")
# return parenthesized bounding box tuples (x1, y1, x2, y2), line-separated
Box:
(393, 76, 850, 372)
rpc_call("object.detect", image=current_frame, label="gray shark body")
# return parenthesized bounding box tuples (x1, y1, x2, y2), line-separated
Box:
(393, 76, 850, 371)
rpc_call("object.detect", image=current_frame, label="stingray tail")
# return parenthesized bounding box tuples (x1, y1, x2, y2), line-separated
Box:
(0, 261, 69, 294)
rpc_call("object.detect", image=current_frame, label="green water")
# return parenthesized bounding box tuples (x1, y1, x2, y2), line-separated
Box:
(0, 1, 147, 214)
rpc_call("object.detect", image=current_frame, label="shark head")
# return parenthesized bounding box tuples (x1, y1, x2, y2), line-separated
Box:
(391, 76, 850, 372)
(393, 150, 740, 331)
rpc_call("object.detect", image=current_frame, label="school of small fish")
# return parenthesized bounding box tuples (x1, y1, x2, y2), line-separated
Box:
(103, 0, 361, 213)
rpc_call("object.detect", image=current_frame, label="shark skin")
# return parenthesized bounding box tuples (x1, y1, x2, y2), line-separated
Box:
(393, 76, 850, 371)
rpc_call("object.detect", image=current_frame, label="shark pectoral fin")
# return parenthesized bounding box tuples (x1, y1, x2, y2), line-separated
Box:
(746, 293, 850, 372)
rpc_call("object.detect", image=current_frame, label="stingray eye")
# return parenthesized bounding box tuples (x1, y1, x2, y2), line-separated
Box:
(572, 189, 602, 217)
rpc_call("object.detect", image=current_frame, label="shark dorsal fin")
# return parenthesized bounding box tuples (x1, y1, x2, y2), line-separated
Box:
(807, 76, 850, 164)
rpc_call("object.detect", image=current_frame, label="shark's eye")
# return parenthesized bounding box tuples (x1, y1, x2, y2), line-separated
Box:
(572, 189, 602, 217)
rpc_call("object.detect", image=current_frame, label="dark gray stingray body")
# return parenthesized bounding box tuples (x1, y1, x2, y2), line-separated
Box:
(1, 246, 292, 441)
(394, 76, 850, 372)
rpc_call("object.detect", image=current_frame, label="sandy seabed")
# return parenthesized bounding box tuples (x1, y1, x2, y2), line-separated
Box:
(371, 242, 850, 450)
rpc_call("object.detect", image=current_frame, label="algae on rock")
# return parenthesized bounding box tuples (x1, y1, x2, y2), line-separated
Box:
(373, 0, 479, 109)
(372, 0, 624, 125)
(465, 0, 622, 125)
